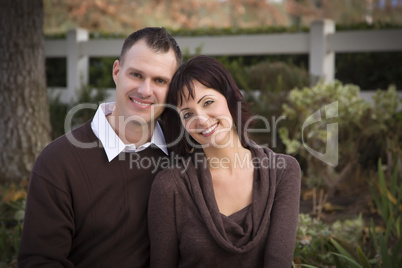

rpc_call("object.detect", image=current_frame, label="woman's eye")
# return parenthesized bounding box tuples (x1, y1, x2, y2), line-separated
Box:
(204, 100, 214, 106)
(183, 112, 192, 120)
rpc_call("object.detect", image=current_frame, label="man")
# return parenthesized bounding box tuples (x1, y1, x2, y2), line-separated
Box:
(18, 27, 182, 267)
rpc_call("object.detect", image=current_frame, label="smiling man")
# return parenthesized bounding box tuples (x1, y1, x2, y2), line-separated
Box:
(18, 28, 182, 268)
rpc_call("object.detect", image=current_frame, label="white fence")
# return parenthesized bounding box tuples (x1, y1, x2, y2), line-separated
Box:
(45, 20, 402, 103)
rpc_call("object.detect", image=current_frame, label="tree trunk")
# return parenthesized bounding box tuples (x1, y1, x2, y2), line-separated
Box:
(0, 0, 51, 183)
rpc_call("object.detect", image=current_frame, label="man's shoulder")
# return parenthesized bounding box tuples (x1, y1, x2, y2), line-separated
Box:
(41, 121, 95, 157)
(33, 121, 101, 174)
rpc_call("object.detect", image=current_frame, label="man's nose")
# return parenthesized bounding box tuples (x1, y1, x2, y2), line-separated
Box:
(138, 79, 152, 98)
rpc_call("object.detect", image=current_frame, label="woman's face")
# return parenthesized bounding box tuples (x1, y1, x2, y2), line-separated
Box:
(177, 80, 236, 149)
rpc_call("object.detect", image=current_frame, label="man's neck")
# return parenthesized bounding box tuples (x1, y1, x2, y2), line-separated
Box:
(106, 114, 155, 147)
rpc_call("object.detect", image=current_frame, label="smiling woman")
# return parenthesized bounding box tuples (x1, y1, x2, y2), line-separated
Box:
(148, 55, 302, 268)
(163, 55, 252, 156)
(177, 80, 235, 148)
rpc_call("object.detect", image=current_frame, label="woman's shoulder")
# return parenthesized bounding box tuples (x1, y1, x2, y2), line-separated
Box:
(152, 165, 189, 193)
(274, 152, 300, 171)
(253, 143, 301, 175)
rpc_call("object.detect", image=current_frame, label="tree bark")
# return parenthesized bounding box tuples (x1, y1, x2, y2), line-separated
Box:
(0, 0, 51, 183)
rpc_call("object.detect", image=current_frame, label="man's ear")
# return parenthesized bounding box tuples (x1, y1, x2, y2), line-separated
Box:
(112, 60, 121, 85)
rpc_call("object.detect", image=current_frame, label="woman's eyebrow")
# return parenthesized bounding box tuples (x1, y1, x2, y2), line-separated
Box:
(197, 95, 213, 104)
(179, 94, 213, 113)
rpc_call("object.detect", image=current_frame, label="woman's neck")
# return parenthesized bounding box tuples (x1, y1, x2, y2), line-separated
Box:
(203, 137, 251, 172)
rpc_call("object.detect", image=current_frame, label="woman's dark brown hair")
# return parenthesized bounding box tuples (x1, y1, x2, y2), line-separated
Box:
(162, 55, 253, 157)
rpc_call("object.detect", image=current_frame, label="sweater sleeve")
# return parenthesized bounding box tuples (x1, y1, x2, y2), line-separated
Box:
(18, 170, 75, 268)
(148, 170, 179, 268)
(264, 155, 301, 267)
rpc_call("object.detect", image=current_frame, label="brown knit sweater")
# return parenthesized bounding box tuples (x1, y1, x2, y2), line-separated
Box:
(148, 145, 301, 268)
(18, 120, 169, 268)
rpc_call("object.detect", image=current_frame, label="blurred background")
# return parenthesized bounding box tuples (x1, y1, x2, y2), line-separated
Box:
(1, 0, 402, 267)
(44, 0, 402, 93)
(44, 0, 402, 33)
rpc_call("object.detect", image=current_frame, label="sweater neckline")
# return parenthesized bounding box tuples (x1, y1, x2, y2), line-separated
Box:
(186, 143, 275, 253)
(221, 203, 251, 218)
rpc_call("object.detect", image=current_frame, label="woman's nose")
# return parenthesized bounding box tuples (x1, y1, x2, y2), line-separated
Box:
(194, 114, 209, 129)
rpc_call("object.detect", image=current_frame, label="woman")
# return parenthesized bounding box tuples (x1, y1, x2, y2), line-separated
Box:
(148, 55, 301, 267)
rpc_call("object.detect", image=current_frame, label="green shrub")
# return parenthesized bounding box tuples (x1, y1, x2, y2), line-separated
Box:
(216, 56, 251, 91)
(46, 58, 66, 87)
(89, 57, 116, 88)
(279, 81, 401, 196)
(294, 213, 364, 267)
(48, 93, 70, 139)
(248, 61, 310, 94)
(371, 87, 402, 178)
(0, 183, 26, 224)
(242, 61, 310, 152)
(0, 183, 26, 267)
(330, 162, 402, 267)
(370, 160, 402, 242)
(0, 223, 20, 267)
(336, 52, 402, 90)
(48, 86, 109, 139)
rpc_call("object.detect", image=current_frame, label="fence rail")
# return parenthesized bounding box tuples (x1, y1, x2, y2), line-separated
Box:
(45, 20, 402, 103)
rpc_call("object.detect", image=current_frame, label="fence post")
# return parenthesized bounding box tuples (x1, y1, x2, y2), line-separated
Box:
(309, 20, 335, 85)
(66, 28, 89, 102)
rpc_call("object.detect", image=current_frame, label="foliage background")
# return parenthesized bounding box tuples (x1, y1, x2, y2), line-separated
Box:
(2, 0, 402, 267)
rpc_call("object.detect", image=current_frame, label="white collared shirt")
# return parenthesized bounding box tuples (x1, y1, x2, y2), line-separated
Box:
(91, 102, 168, 162)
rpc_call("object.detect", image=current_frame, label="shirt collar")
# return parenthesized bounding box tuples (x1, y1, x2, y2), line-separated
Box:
(91, 102, 168, 162)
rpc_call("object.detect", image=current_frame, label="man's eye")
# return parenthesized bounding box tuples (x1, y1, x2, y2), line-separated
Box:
(131, 73, 142, 78)
(155, 78, 167, 84)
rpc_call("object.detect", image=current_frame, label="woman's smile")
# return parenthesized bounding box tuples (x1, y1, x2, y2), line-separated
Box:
(200, 122, 219, 137)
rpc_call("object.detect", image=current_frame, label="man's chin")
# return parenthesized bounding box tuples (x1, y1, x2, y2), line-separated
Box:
(128, 118, 153, 127)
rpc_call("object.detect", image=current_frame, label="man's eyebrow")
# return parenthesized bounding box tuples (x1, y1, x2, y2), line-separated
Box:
(155, 75, 171, 82)
(126, 67, 142, 74)
(126, 67, 170, 81)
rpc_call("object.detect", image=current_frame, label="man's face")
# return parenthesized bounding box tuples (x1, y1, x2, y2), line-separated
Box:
(112, 40, 178, 127)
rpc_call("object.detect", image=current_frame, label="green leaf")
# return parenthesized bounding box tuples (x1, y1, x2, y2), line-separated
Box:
(356, 246, 371, 268)
(379, 231, 392, 267)
(330, 238, 362, 267)
(370, 183, 384, 220)
(331, 253, 361, 268)
(390, 165, 398, 196)
(14, 210, 25, 221)
(369, 219, 378, 252)
(378, 159, 390, 220)
(333, 254, 343, 268)
(391, 237, 402, 265)
(384, 215, 394, 243)
(331, 238, 354, 259)
(396, 216, 401, 238)
(299, 264, 318, 268)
